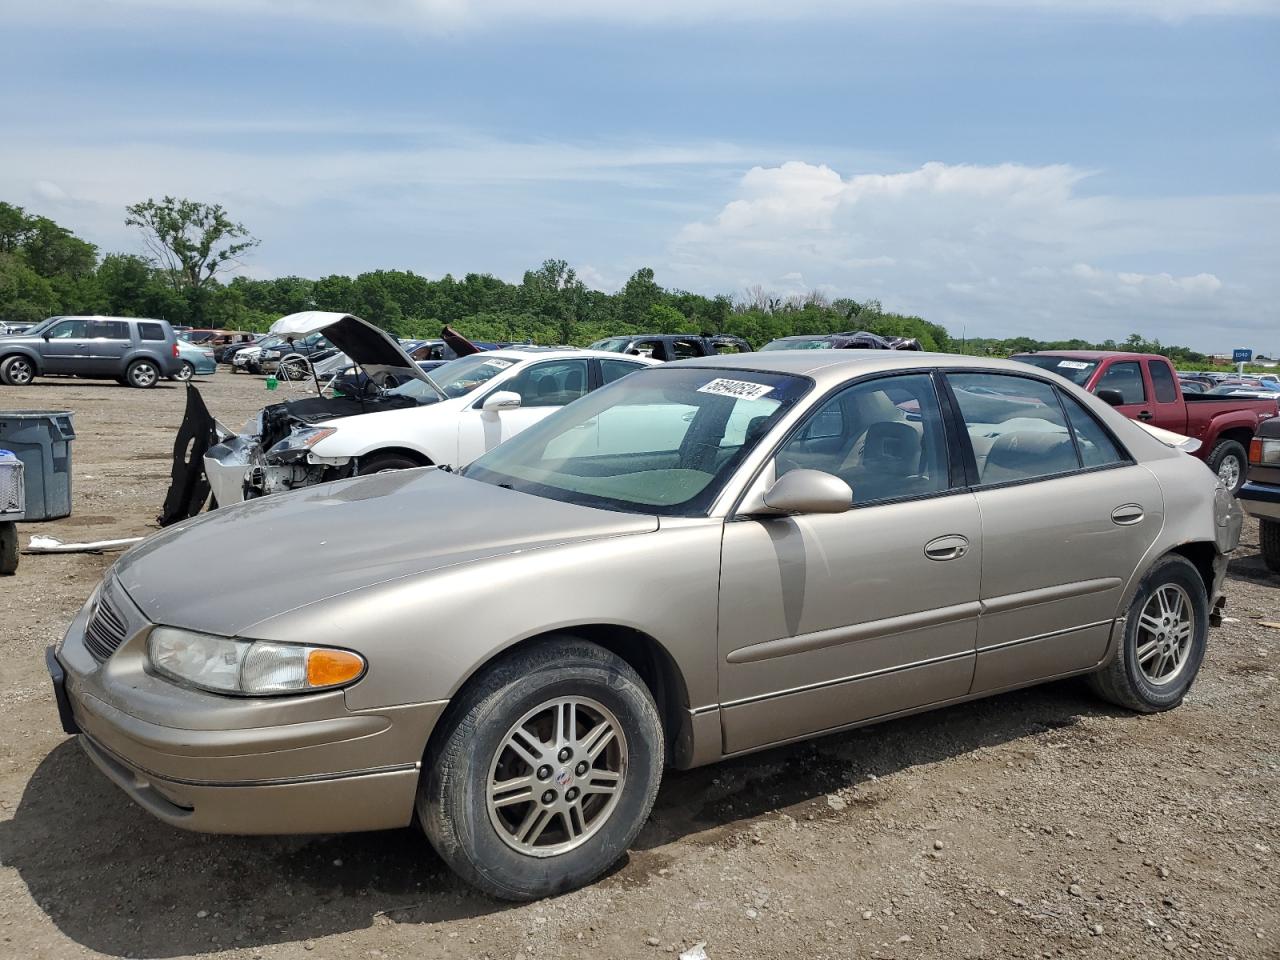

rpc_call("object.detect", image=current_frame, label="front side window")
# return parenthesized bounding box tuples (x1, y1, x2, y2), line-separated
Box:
(504, 359, 589, 407)
(46, 319, 88, 339)
(949, 373, 1078, 484)
(1148, 361, 1178, 403)
(465, 367, 810, 516)
(1095, 361, 1146, 404)
(776, 373, 951, 505)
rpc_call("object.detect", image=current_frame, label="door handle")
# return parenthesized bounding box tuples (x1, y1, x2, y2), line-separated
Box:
(924, 534, 969, 561)
(1136, 411, 1153, 421)
(1111, 504, 1145, 525)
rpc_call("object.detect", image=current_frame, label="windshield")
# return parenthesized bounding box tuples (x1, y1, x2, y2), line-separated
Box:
(464, 366, 811, 516)
(1011, 354, 1099, 386)
(390, 353, 517, 401)
(589, 338, 631, 353)
(760, 337, 832, 351)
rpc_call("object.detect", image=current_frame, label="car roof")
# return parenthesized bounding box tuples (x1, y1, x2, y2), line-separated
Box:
(481, 348, 661, 364)
(667, 350, 1065, 387)
(1012, 350, 1152, 361)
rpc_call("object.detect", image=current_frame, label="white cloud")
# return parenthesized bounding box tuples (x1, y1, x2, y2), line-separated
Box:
(671, 160, 1280, 350)
(19, 0, 1280, 30)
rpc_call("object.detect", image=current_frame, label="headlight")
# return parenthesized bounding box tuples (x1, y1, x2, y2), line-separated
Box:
(1249, 436, 1280, 465)
(148, 627, 365, 695)
(268, 426, 337, 456)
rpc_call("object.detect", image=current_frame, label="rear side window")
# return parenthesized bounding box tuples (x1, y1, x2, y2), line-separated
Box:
(948, 373, 1078, 484)
(89, 320, 130, 340)
(600, 359, 647, 385)
(138, 322, 166, 341)
(1060, 393, 1127, 467)
(1095, 361, 1146, 404)
(1148, 361, 1178, 403)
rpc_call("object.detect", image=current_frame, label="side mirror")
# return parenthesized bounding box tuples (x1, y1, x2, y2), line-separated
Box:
(482, 390, 522, 414)
(1095, 388, 1125, 407)
(757, 469, 852, 515)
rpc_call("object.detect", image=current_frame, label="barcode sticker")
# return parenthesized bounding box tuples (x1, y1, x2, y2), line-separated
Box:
(697, 378, 773, 401)
(1057, 360, 1091, 370)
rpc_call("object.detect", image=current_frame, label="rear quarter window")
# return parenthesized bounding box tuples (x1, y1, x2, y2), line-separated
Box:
(138, 322, 167, 341)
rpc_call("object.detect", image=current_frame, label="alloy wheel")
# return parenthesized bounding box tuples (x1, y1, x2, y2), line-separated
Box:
(175, 362, 194, 381)
(486, 696, 627, 858)
(7, 359, 33, 385)
(1136, 584, 1195, 686)
(130, 363, 158, 387)
(1217, 454, 1241, 491)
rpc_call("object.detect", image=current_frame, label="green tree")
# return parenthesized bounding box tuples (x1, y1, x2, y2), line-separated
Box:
(125, 196, 259, 296)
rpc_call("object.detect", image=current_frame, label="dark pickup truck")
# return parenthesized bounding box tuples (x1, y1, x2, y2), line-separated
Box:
(1013, 351, 1278, 493)
(1239, 417, 1280, 571)
(587, 333, 751, 361)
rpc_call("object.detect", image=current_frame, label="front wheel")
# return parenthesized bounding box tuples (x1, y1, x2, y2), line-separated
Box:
(125, 359, 160, 388)
(358, 453, 423, 475)
(1207, 439, 1247, 494)
(419, 638, 664, 901)
(1088, 554, 1208, 713)
(0, 355, 35, 386)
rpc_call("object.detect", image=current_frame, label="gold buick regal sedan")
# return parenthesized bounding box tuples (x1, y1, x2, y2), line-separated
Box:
(47, 351, 1241, 900)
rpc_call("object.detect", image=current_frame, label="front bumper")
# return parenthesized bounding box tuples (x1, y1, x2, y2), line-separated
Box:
(49, 581, 446, 835)
(1238, 480, 1280, 522)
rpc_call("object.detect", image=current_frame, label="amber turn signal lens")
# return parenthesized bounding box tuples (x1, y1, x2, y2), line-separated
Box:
(306, 649, 365, 688)
(1250, 438, 1262, 465)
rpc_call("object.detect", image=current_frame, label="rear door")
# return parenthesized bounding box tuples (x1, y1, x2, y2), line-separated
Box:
(945, 371, 1164, 693)
(83, 320, 132, 375)
(1143, 360, 1186, 433)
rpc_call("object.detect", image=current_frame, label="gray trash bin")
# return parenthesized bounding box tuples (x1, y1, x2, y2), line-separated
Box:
(0, 411, 75, 521)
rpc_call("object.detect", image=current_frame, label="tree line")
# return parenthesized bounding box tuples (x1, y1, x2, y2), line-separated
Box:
(0, 197, 1211, 362)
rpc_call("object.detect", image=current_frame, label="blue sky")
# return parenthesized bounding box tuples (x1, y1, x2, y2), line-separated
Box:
(2, 0, 1277, 351)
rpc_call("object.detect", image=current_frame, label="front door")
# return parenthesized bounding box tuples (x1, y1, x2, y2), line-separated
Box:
(39, 318, 91, 375)
(458, 359, 591, 466)
(717, 372, 981, 754)
(944, 371, 1164, 692)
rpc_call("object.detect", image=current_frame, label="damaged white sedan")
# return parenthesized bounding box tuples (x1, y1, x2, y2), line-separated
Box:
(205, 312, 658, 505)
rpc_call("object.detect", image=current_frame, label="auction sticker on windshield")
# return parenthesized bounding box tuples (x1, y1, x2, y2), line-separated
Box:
(697, 378, 774, 401)
(483, 358, 514, 369)
(1057, 360, 1091, 370)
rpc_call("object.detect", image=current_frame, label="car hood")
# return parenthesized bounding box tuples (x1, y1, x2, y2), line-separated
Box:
(269, 311, 430, 385)
(113, 468, 656, 636)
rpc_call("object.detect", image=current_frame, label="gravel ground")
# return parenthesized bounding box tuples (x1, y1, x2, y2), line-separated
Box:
(0, 372, 1276, 960)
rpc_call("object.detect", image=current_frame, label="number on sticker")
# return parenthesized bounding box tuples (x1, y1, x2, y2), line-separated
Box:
(1057, 360, 1091, 370)
(696, 378, 774, 401)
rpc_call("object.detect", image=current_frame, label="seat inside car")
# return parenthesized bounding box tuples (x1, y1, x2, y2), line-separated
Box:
(981, 431, 1076, 484)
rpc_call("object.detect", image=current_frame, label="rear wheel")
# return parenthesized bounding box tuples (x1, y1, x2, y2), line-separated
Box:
(172, 361, 195, 382)
(418, 638, 664, 901)
(125, 359, 160, 388)
(1261, 519, 1280, 574)
(1207, 439, 1247, 494)
(1088, 554, 1208, 712)
(0, 355, 35, 386)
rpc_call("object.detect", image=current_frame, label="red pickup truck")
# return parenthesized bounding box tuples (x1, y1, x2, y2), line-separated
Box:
(1012, 351, 1278, 493)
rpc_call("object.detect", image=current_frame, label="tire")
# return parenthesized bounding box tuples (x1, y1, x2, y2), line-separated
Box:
(1261, 519, 1280, 574)
(0, 522, 17, 575)
(0, 355, 36, 386)
(418, 637, 664, 901)
(172, 361, 195, 382)
(1088, 554, 1209, 713)
(1206, 439, 1247, 494)
(358, 453, 424, 475)
(125, 359, 160, 389)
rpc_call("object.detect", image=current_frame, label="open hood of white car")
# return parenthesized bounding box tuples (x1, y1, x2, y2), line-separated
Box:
(269, 312, 430, 385)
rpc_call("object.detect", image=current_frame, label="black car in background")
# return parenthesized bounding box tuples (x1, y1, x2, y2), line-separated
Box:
(760, 330, 923, 351)
(588, 333, 751, 361)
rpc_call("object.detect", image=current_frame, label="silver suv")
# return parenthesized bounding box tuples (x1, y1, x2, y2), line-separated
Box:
(0, 315, 182, 388)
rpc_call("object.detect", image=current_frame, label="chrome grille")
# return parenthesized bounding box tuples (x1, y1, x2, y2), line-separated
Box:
(84, 587, 129, 661)
(0, 457, 22, 515)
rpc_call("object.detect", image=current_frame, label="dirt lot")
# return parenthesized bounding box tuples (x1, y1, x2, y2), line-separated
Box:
(0, 372, 1276, 960)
